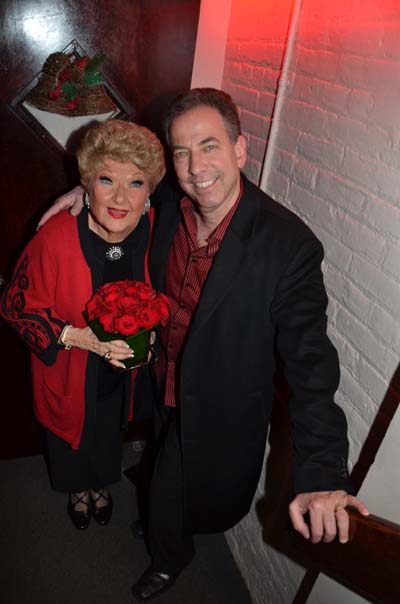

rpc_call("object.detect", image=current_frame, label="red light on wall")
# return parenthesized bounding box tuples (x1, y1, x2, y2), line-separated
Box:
(228, 0, 295, 40)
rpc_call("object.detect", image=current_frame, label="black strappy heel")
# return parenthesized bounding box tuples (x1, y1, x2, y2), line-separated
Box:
(67, 491, 90, 530)
(90, 488, 113, 526)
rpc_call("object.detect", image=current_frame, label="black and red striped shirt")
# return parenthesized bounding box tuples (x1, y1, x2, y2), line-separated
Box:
(158, 182, 243, 407)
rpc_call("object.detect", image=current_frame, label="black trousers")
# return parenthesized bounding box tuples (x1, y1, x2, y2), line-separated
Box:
(147, 407, 194, 574)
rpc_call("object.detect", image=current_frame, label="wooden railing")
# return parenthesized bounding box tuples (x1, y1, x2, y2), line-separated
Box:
(266, 366, 400, 604)
(287, 509, 400, 604)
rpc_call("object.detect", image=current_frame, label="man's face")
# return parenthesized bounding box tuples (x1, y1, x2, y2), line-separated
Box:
(169, 106, 246, 218)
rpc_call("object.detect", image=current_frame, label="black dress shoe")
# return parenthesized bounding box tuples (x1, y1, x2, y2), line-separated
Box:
(67, 492, 90, 530)
(131, 519, 145, 540)
(131, 566, 178, 602)
(91, 488, 113, 525)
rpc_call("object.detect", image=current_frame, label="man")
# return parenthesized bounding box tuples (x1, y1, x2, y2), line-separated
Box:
(41, 88, 368, 602)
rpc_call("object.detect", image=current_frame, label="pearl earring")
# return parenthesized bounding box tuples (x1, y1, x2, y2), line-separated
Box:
(84, 192, 90, 210)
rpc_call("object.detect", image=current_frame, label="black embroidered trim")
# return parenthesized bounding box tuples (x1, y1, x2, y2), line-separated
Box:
(1, 255, 59, 358)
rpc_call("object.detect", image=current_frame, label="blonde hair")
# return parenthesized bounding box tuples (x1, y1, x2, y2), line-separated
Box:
(77, 119, 165, 191)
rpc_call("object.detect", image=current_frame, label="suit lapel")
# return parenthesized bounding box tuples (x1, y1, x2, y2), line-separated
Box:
(188, 230, 246, 338)
(188, 180, 257, 338)
(150, 176, 258, 335)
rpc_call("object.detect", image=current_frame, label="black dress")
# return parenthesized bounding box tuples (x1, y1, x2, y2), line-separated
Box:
(45, 209, 150, 492)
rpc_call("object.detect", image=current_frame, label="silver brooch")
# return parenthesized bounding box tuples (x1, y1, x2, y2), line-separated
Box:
(105, 245, 124, 261)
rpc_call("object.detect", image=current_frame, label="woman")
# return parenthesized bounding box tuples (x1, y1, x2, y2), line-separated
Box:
(1, 120, 165, 529)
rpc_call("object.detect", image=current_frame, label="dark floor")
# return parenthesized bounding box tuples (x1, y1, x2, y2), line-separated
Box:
(0, 445, 253, 604)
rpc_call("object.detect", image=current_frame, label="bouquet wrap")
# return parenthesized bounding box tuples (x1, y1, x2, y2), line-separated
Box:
(86, 318, 153, 369)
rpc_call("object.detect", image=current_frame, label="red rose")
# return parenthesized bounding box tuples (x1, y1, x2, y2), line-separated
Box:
(86, 296, 101, 320)
(58, 68, 71, 82)
(103, 290, 122, 309)
(99, 312, 117, 333)
(49, 87, 61, 100)
(132, 282, 156, 301)
(102, 282, 124, 297)
(153, 295, 170, 325)
(86, 280, 169, 334)
(67, 96, 81, 111)
(120, 295, 138, 313)
(125, 293, 141, 304)
(135, 306, 160, 329)
(124, 286, 142, 301)
(114, 314, 140, 336)
(76, 57, 90, 69)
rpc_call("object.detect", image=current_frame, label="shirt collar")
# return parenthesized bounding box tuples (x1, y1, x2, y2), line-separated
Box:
(180, 177, 244, 253)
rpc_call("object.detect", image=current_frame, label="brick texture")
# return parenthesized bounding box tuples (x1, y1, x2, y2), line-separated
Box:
(221, 1, 400, 603)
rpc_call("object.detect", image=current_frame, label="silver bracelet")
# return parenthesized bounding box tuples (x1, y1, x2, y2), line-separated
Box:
(59, 324, 72, 350)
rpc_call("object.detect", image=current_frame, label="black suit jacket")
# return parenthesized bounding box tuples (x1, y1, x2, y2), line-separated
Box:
(148, 175, 353, 533)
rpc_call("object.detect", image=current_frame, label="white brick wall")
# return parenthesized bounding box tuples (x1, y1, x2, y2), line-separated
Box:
(222, 1, 293, 185)
(221, 1, 400, 603)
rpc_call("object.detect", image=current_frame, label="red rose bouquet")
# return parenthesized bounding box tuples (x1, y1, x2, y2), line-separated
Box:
(85, 280, 169, 369)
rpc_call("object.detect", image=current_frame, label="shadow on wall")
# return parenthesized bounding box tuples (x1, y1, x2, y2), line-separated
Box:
(255, 369, 294, 548)
(351, 362, 400, 492)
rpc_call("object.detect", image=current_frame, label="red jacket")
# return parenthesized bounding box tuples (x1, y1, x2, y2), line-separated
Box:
(1, 210, 153, 449)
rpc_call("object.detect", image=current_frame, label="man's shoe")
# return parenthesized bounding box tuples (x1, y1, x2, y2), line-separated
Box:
(131, 519, 145, 540)
(67, 492, 90, 530)
(131, 566, 178, 602)
(90, 488, 113, 526)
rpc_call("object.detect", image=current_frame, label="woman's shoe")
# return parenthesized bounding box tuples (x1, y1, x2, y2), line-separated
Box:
(90, 488, 113, 525)
(67, 491, 90, 530)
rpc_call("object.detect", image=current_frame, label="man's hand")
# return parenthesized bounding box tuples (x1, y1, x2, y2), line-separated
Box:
(37, 186, 84, 229)
(289, 490, 369, 544)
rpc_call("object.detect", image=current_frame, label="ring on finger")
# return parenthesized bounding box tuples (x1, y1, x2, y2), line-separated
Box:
(103, 351, 111, 361)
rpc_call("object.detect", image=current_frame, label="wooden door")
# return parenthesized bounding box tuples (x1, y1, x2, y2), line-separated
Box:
(0, 0, 200, 458)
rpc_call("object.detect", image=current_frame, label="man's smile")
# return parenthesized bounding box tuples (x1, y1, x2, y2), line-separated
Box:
(193, 177, 218, 190)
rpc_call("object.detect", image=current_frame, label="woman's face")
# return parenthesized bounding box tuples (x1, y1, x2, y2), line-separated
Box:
(88, 159, 150, 243)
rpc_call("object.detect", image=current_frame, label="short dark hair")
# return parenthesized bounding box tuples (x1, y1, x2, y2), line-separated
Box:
(163, 88, 241, 145)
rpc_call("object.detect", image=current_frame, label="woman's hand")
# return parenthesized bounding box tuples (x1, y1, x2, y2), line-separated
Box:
(65, 326, 133, 369)
(37, 186, 85, 229)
